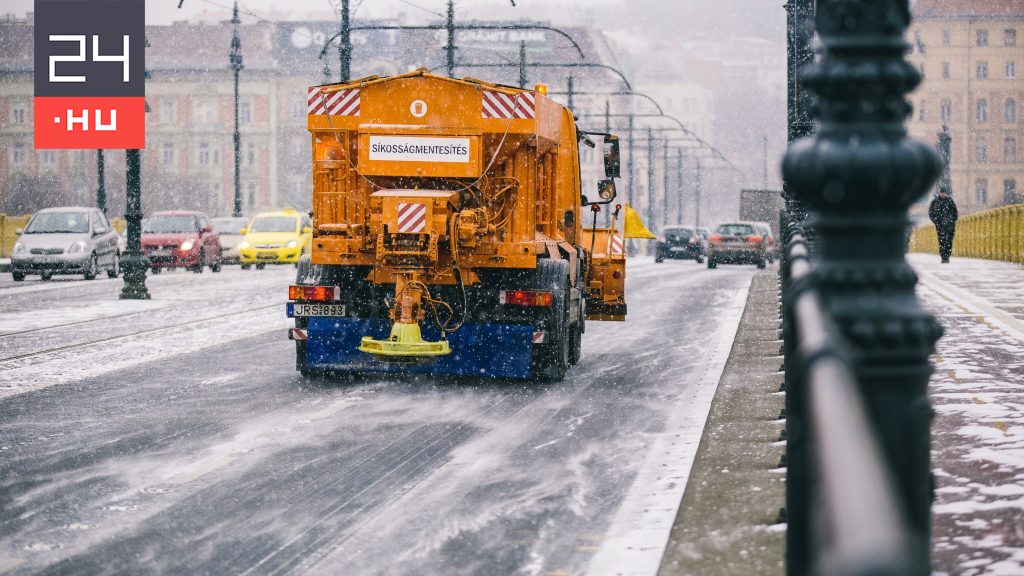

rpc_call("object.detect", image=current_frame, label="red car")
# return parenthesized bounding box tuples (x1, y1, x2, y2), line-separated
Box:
(141, 211, 222, 273)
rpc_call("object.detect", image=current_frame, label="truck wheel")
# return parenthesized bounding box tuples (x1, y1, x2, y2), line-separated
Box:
(241, 263, 251, 270)
(531, 259, 570, 382)
(655, 253, 664, 263)
(256, 263, 266, 270)
(568, 321, 582, 366)
(40, 272, 52, 281)
(757, 257, 767, 269)
(707, 257, 717, 269)
(12, 271, 25, 282)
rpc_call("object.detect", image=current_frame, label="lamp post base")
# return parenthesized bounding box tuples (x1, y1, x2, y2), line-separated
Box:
(119, 251, 151, 300)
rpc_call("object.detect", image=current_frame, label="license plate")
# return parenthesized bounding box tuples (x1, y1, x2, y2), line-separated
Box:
(149, 249, 171, 257)
(35, 256, 59, 264)
(288, 303, 347, 318)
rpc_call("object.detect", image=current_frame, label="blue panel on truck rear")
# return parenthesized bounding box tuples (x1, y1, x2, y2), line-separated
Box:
(306, 317, 535, 378)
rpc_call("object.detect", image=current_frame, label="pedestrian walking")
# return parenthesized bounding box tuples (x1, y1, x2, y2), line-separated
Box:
(929, 187, 958, 263)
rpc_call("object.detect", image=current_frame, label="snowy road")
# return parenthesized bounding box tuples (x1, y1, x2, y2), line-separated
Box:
(0, 260, 754, 575)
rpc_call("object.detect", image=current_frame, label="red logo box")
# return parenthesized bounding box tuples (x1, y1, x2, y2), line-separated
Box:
(34, 96, 145, 149)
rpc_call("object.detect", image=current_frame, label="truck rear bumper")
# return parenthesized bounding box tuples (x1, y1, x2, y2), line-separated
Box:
(304, 317, 535, 378)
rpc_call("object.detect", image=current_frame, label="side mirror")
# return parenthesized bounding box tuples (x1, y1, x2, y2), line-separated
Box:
(302, 226, 312, 234)
(603, 135, 621, 179)
(15, 227, 23, 235)
(597, 179, 617, 202)
(239, 228, 248, 235)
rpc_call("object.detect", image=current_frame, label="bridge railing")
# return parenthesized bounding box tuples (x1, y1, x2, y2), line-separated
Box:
(909, 204, 1024, 264)
(781, 221, 918, 576)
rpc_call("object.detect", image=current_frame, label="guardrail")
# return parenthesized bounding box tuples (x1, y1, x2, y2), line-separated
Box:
(909, 204, 1024, 263)
(781, 221, 920, 576)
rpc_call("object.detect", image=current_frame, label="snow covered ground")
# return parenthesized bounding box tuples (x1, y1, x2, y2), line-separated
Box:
(911, 255, 1024, 576)
(0, 259, 756, 575)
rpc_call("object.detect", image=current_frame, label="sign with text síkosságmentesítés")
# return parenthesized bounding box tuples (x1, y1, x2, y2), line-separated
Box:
(33, 0, 145, 149)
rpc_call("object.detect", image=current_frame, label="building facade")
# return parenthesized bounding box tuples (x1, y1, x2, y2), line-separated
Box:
(909, 0, 1024, 215)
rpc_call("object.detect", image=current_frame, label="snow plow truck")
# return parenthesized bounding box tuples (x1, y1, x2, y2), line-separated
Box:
(287, 69, 627, 381)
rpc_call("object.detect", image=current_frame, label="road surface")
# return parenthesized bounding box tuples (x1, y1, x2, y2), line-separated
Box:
(0, 260, 754, 575)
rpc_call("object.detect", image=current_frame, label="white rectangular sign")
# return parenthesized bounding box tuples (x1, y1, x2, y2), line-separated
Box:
(368, 135, 471, 163)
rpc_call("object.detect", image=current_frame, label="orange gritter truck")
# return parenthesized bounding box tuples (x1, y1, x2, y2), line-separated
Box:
(286, 69, 627, 380)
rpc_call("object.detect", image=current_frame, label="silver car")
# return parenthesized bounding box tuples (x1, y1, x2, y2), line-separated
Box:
(10, 207, 121, 281)
(211, 216, 248, 265)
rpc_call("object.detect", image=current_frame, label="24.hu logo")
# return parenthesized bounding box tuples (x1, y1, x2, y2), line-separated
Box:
(33, 0, 145, 149)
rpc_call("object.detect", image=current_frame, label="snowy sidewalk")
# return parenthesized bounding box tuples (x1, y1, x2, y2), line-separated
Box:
(909, 254, 1024, 575)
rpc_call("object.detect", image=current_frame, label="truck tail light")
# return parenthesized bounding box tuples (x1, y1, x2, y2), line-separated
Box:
(499, 289, 553, 307)
(748, 235, 764, 243)
(289, 285, 340, 301)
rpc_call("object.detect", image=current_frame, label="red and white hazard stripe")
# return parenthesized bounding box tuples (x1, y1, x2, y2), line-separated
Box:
(307, 87, 361, 116)
(532, 331, 546, 344)
(481, 91, 536, 119)
(609, 235, 624, 255)
(288, 328, 308, 341)
(396, 203, 427, 233)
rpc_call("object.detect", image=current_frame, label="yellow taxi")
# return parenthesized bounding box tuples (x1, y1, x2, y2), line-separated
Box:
(238, 209, 312, 269)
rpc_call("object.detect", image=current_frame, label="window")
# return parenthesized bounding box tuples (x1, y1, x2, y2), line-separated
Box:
(239, 98, 252, 126)
(1006, 29, 1017, 47)
(12, 142, 25, 165)
(92, 211, 109, 234)
(943, 29, 951, 46)
(161, 98, 176, 125)
(247, 180, 256, 208)
(212, 148, 220, 165)
(941, 99, 952, 123)
(246, 141, 256, 165)
(942, 62, 951, 79)
(198, 142, 210, 165)
(41, 149, 57, 167)
(919, 100, 926, 122)
(1006, 62, 1017, 79)
(977, 62, 989, 79)
(978, 29, 989, 46)
(162, 142, 175, 166)
(976, 136, 988, 162)
(1005, 136, 1017, 162)
(1006, 98, 1017, 123)
(1004, 179, 1018, 204)
(976, 179, 989, 205)
(193, 97, 215, 125)
(11, 100, 26, 125)
(291, 99, 305, 119)
(919, 63, 926, 79)
(978, 99, 989, 123)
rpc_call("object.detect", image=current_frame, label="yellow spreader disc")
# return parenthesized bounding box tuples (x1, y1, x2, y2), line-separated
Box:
(358, 323, 451, 362)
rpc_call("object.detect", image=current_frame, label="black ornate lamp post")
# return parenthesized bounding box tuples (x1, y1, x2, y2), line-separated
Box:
(937, 124, 952, 193)
(230, 0, 243, 217)
(783, 1, 942, 572)
(96, 149, 105, 214)
(120, 35, 152, 301)
(783, 0, 814, 227)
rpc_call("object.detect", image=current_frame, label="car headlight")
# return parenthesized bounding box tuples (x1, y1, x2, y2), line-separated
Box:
(13, 241, 26, 255)
(68, 241, 88, 254)
(180, 239, 194, 251)
(285, 239, 298, 249)
(238, 240, 250, 249)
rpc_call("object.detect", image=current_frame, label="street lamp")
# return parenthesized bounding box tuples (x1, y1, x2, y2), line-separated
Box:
(230, 0, 243, 217)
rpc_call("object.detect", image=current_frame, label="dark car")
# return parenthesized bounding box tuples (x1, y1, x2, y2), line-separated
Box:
(655, 225, 705, 263)
(707, 221, 769, 269)
(141, 211, 222, 273)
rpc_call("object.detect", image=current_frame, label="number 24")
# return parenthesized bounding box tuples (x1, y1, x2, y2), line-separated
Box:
(49, 34, 130, 83)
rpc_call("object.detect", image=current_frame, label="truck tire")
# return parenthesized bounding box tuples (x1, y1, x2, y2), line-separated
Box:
(531, 259, 571, 382)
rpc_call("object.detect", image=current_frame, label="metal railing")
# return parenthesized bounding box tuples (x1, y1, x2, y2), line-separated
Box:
(781, 220, 920, 576)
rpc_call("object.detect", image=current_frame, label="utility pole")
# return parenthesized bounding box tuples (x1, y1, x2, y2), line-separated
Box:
(763, 135, 769, 191)
(566, 75, 574, 112)
(676, 148, 684, 224)
(445, 0, 455, 77)
(646, 129, 655, 234)
(339, 0, 351, 82)
(662, 140, 670, 226)
(694, 159, 702, 228)
(626, 113, 634, 207)
(604, 100, 611, 134)
(96, 150, 105, 214)
(230, 0, 243, 217)
(518, 41, 527, 88)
